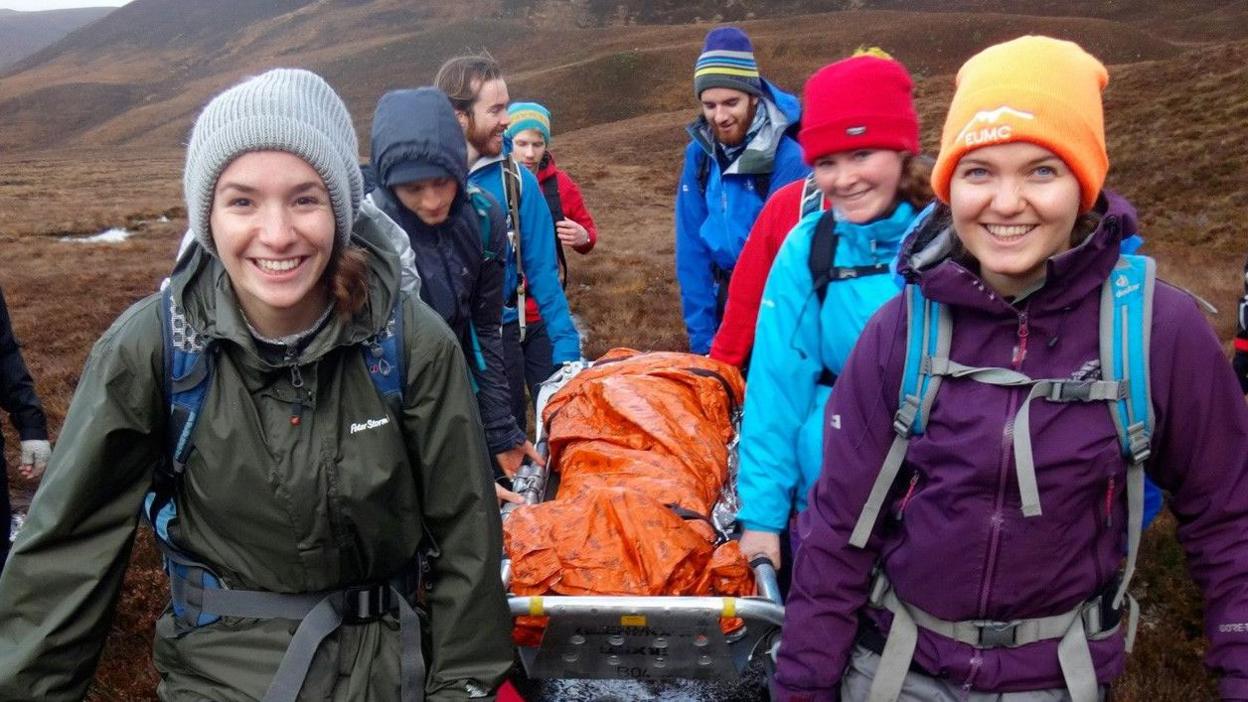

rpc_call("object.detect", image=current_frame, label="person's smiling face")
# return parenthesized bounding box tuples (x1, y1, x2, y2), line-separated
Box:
(949, 141, 1082, 297)
(210, 150, 336, 336)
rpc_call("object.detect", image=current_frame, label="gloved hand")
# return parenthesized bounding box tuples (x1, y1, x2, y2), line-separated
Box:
(19, 439, 51, 481)
(1234, 351, 1248, 395)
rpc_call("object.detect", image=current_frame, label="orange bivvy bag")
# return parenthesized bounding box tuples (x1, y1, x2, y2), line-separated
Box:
(504, 349, 755, 609)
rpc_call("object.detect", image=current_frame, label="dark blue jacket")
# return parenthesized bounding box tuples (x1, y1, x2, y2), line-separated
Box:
(0, 285, 46, 473)
(369, 87, 524, 454)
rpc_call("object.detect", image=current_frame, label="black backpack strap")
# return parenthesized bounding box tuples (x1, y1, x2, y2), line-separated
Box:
(695, 150, 710, 197)
(809, 210, 841, 304)
(539, 173, 569, 288)
(808, 210, 892, 304)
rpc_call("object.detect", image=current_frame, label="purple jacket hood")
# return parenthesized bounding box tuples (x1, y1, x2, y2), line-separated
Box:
(773, 191, 1248, 700)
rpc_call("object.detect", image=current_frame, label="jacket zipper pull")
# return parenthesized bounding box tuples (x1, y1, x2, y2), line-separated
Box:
(1012, 312, 1030, 368)
(288, 351, 305, 426)
(898, 473, 919, 518)
(1105, 476, 1115, 527)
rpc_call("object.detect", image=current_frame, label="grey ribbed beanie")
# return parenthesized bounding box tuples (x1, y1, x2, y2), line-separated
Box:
(183, 68, 362, 256)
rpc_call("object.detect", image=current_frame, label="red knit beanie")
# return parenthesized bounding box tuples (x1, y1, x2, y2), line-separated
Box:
(798, 53, 920, 165)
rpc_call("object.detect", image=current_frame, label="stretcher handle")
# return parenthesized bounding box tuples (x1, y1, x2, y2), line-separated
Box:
(749, 556, 783, 606)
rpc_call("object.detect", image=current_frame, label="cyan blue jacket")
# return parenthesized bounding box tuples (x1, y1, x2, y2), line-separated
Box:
(737, 202, 924, 533)
(675, 79, 810, 354)
(368, 87, 524, 455)
(469, 154, 581, 363)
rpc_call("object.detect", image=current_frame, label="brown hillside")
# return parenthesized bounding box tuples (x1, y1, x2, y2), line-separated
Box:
(0, 0, 1225, 153)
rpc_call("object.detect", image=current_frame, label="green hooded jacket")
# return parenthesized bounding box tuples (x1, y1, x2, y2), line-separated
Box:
(0, 209, 513, 701)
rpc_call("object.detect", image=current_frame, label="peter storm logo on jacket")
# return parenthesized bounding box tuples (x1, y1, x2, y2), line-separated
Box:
(350, 416, 390, 434)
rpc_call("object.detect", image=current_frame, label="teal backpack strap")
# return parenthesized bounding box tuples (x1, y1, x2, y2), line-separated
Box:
(466, 184, 497, 261)
(463, 185, 494, 383)
(849, 284, 950, 548)
(1100, 254, 1155, 651)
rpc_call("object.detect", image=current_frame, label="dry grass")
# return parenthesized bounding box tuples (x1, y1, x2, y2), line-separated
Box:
(0, 7, 1245, 701)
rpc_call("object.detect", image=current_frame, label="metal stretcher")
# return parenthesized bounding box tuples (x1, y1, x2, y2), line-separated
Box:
(500, 362, 784, 683)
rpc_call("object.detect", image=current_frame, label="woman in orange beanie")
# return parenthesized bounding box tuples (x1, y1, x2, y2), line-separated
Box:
(774, 35, 1248, 701)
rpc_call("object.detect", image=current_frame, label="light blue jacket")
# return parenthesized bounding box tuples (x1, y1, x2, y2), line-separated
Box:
(675, 80, 809, 354)
(736, 202, 926, 533)
(469, 155, 581, 363)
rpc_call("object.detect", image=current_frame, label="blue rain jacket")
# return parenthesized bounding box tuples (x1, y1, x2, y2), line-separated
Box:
(675, 79, 809, 353)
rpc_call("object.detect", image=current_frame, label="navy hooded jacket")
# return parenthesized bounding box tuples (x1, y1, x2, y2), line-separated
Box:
(369, 87, 524, 454)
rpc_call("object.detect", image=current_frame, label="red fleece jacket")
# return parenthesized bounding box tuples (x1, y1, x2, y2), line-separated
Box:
(525, 154, 598, 323)
(709, 178, 826, 366)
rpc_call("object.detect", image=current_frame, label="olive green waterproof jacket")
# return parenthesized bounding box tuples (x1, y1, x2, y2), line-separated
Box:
(0, 210, 513, 701)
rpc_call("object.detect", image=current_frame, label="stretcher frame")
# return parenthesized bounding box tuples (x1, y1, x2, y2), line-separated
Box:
(500, 361, 784, 683)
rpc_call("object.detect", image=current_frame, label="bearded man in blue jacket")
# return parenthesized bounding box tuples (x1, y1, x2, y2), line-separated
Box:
(435, 54, 581, 434)
(675, 26, 809, 354)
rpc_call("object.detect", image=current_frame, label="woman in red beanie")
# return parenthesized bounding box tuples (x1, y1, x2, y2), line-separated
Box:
(734, 50, 933, 574)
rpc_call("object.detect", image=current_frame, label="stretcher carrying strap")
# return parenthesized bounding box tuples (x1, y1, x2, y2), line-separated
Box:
(865, 571, 1134, 702)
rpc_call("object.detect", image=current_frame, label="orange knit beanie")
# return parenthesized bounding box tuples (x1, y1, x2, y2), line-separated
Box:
(930, 35, 1109, 212)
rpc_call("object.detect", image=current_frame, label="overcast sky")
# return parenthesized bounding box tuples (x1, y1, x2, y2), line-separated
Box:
(0, 0, 131, 10)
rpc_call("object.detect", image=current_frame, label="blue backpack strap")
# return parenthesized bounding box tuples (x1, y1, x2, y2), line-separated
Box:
(849, 284, 949, 548)
(363, 296, 405, 412)
(149, 286, 213, 523)
(1099, 253, 1156, 650)
(150, 285, 222, 627)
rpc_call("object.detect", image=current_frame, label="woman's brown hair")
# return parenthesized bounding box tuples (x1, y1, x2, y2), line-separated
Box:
(328, 245, 370, 318)
(897, 154, 934, 210)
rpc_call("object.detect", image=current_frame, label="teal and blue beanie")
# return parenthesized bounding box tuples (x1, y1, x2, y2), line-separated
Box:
(694, 26, 762, 98)
(505, 102, 552, 144)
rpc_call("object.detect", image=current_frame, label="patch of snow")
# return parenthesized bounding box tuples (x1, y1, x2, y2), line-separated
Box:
(61, 228, 132, 243)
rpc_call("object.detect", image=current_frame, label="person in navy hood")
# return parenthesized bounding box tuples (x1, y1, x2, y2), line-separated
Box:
(368, 87, 540, 491)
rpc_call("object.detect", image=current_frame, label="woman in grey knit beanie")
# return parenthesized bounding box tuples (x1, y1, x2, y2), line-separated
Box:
(0, 68, 513, 701)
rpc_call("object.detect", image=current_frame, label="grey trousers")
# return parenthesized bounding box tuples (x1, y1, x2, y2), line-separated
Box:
(841, 646, 1107, 702)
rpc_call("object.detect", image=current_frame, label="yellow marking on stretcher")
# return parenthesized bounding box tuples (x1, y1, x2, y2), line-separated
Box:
(722, 598, 737, 618)
(529, 597, 544, 616)
(621, 614, 647, 627)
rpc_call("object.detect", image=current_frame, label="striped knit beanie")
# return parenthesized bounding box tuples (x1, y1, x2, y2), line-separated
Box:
(505, 102, 552, 144)
(694, 26, 762, 98)
(931, 36, 1109, 212)
(183, 68, 363, 257)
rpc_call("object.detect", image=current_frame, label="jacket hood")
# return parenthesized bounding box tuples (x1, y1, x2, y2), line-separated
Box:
(535, 151, 559, 183)
(686, 78, 801, 175)
(898, 189, 1140, 314)
(370, 88, 468, 193)
(170, 205, 403, 367)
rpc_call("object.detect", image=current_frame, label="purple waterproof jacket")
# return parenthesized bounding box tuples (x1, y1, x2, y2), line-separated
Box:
(774, 192, 1248, 700)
